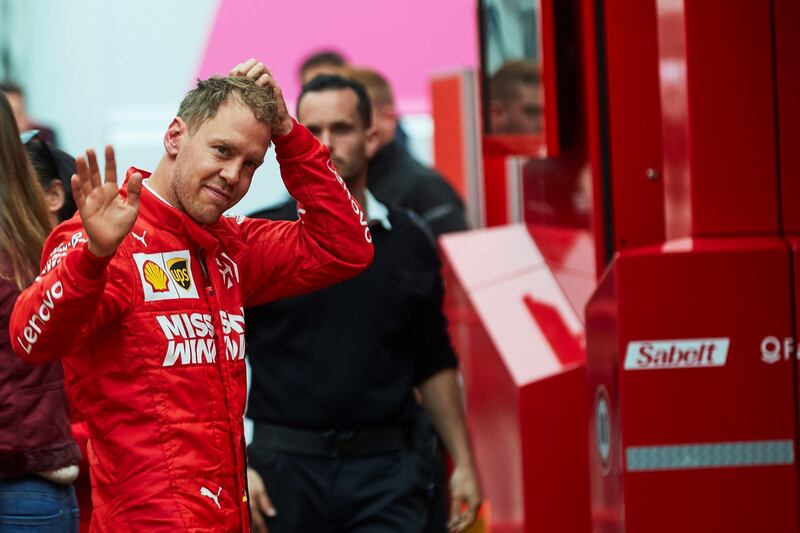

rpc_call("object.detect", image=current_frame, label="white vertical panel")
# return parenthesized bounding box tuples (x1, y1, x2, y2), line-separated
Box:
(8, 0, 217, 172)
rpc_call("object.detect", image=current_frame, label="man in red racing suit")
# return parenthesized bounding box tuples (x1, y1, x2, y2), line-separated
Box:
(9, 60, 373, 531)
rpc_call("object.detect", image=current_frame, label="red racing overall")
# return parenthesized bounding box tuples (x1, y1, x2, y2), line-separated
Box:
(10, 122, 373, 532)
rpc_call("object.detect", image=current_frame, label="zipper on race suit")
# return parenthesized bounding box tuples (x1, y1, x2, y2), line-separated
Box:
(199, 247, 245, 516)
(198, 249, 214, 296)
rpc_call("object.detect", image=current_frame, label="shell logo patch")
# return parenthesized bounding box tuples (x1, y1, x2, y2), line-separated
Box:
(133, 251, 199, 302)
(143, 260, 170, 292)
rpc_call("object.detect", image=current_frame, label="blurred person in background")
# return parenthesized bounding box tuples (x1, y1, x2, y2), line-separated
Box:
(245, 74, 480, 533)
(22, 131, 95, 532)
(8, 59, 372, 531)
(23, 131, 78, 223)
(488, 59, 543, 134)
(1, 82, 59, 145)
(0, 93, 81, 531)
(343, 67, 467, 236)
(344, 66, 470, 533)
(301, 57, 413, 152)
(298, 49, 347, 85)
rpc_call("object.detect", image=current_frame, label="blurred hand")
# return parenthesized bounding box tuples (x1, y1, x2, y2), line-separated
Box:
(230, 59, 294, 136)
(71, 146, 141, 258)
(247, 467, 276, 533)
(447, 463, 481, 532)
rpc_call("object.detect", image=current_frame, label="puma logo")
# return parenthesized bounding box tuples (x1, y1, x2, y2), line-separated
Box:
(131, 230, 147, 247)
(200, 486, 222, 509)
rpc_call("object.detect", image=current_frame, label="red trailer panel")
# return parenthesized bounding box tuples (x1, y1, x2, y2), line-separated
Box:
(587, 238, 798, 532)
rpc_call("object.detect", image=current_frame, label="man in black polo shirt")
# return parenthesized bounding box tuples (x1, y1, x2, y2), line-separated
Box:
(245, 75, 480, 533)
(343, 67, 470, 533)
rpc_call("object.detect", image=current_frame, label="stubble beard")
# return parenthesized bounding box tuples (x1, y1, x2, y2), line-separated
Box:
(171, 164, 220, 225)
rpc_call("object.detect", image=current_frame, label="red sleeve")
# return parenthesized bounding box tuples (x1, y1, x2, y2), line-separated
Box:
(69, 420, 93, 533)
(237, 120, 374, 306)
(9, 223, 132, 364)
(71, 420, 90, 465)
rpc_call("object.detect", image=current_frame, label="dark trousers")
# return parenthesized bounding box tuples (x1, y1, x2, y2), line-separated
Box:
(421, 444, 448, 533)
(248, 443, 431, 533)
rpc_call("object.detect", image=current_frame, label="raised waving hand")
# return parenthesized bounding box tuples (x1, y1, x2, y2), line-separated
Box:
(71, 145, 142, 257)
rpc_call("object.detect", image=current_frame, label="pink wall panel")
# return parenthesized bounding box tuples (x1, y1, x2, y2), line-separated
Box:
(196, 0, 478, 114)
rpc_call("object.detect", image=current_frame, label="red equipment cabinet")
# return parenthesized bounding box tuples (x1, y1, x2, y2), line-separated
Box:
(585, 0, 800, 530)
(441, 225, 590, 533)
(775, 0, 800, 234)
(586, 238, 799, 532)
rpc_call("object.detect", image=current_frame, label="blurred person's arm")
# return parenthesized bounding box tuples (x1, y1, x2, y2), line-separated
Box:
(419, 369, 481, 532)
(406, 214, 480, 531)
(246, 467, 276, 533)
(409, 177, 469, 236)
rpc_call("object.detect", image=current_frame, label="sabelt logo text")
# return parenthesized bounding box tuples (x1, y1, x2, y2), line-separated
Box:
(624, 338, 730, 371)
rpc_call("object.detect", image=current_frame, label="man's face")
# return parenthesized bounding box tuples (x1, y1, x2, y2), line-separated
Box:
(370, 101, 398, 148)
(297, 88, 377, 186)
(170, 100, 270, 224)
(491, 81, 543, 134)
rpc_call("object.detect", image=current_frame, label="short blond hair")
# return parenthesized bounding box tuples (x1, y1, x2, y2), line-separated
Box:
(177, 76, 277, 132)
(340, 67, 394, 108)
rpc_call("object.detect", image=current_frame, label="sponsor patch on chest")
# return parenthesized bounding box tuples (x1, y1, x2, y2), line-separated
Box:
(157, 309, 246, 367)
(133, 250, 199, 302)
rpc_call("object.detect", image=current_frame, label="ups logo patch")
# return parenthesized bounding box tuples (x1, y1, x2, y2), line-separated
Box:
(167, 258, 191, 291)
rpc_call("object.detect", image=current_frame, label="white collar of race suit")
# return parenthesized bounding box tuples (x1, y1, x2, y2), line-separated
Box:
(142, 179, 175, 208)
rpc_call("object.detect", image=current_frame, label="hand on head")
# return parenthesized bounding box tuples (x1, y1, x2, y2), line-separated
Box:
(230, 59, 294, 136)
